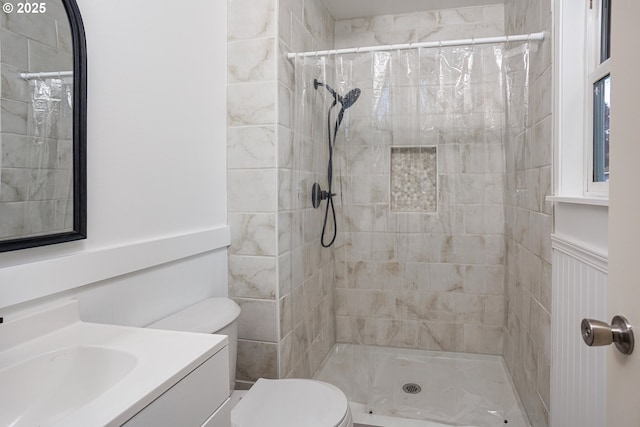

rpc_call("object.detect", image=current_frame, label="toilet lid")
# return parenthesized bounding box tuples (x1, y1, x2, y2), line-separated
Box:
(232, 379, 350, 427)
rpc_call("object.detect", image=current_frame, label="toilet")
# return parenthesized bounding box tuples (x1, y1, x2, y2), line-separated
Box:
(148, 298, 353, 427)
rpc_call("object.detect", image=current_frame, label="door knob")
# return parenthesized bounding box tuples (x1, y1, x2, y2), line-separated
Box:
(581, 315, 634, 355)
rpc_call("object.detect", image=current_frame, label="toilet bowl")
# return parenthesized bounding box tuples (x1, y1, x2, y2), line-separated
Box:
(148, 298, 353, 427)
(232, 378, 352, 427)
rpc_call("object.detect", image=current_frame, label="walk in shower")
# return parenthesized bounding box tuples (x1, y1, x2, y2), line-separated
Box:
(289, 36, 534, 426)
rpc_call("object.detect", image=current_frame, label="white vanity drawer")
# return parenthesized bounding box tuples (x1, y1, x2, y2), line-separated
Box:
(123, 346, 229, 427)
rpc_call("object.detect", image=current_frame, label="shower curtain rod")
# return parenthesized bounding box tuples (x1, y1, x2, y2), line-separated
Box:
(287, 31, 545, 59)
(20, 71, 73, 80)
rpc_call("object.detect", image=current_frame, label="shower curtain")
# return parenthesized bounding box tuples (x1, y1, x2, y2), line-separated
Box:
(292, 43, 530, 425)
(27, 78, 74, 234)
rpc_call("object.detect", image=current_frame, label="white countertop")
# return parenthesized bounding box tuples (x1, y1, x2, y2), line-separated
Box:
(0, 300, 228, 427)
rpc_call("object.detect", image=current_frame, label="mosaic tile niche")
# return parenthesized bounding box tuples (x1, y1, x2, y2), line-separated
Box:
(390, 146, 437, 212)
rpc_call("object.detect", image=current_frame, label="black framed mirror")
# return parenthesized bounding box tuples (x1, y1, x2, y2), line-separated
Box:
(0, 0, 86, 252)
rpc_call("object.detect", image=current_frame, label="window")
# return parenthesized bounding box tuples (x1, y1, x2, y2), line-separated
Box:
(586, 0, 612, 194)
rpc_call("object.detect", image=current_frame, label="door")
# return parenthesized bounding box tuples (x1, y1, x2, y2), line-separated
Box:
(607, 0, 640, 424)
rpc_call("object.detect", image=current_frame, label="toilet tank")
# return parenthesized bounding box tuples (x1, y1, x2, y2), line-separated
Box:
(147, 298, 241, 393)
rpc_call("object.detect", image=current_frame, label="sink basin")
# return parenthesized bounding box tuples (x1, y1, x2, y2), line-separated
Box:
(0, 300, 227, 427)
(0, 346, 136, 427)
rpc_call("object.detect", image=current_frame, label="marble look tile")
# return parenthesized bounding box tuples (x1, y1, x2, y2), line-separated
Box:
(228, 255, 277, 299)
(228, 38, 276, 83)
(463, 324, 504, 355)
(28, 40, 72, 72)
(375, 319, 418, 347)
(464, 265, 505, 295)
(28, 169, 71, 201)
(228, 0, 276, 41)
(278, 84, 292, 127)
(290, 14, 313, 53)
(234, 298, 278, 342)
(227, 82, 276, 126)
(227, 126, 276, 169)
(227, 169, 276, 213)
(229, 213, 277, 256)
(5, 12, 57, 48)
(236, 339, 278, 382)
(416, 321, 464, 351)
(0, 168, 27, 202)
(1, 64, 29, 105)
(24, 200, 60, 234)
(0, 202, 25, 237)
(335, 288, 396, 318)
(1, 99, 27, 135)
(0, 134, 28, 168)
(302, 0, 324, 42)
(0, 29, 28, 69)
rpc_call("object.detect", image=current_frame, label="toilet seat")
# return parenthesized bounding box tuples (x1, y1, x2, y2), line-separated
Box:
(231, 379, 352, 427)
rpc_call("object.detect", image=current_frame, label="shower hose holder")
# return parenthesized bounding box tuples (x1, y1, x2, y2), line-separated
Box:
(311, 182, 334, 209)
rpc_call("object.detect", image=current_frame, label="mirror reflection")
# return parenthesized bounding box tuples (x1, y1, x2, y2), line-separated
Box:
(0, 0, 86, 251)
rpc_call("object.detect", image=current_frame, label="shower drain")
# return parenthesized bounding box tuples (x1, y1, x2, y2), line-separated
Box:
(402, 383, 422, 394)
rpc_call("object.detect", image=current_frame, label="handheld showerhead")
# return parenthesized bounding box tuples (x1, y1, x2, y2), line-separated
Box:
(314, 79, 361, 110)
(341, 88, 361, 110)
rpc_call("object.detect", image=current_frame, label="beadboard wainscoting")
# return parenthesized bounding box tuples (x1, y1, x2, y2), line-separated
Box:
(550, 234, 607, 427)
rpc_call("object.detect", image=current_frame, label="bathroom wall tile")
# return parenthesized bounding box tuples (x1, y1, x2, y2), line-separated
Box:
(280, 293, 293, 337)
(290, 14, 313, 53)
(277, 124, 294, 169)
(236, 339, 278, 381)
(24, 200, 60, 234)
(0, 134, 28, 168)
(335, 315, 377, 345)
(227, 169, 276, 213)
(229, 213, 277, 256)
(464, 205, 505, 235)
(28, 40, 72, 72)
(1, 64, 29, 104)
(228, 38, 276, 83)
(0, 202, 25, 238)
(227, 82, 276, 126)
(0, 29, 28, 69)
(228, 255, 277, 299)
(278, 1, 292, 48)
(416, 321, 464, 351)
(228, 0, 276, 41)
(6, 12, 57, 48)
(335, 288, 396, 318)
(483, 295, 505, 325)
(0, 167, 27, 203)
(303, 0, 324, 42)
(463, 324, 503, 355)
(278, 84, 292, 127)
(234, 298, 279, 341)
(227, 126, 277, 169)
(375, 319, 418, 348)
(1, 99, 27, 135)
(463, 265, 504, 295)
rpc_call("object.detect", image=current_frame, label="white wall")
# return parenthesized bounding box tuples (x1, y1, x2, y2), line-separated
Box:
(0, 0, 229, 324)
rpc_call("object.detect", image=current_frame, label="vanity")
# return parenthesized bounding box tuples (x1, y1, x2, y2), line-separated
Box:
(0, 301, 231, 427)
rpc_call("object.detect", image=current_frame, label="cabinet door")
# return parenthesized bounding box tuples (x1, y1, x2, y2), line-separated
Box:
(123, 347, 229, 427)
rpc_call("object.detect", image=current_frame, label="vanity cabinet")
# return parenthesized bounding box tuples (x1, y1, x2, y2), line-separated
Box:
(123, 345, 230, 427)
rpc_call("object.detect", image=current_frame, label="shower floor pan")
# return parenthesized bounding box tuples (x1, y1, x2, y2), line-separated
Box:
(315, 344, 530, 427)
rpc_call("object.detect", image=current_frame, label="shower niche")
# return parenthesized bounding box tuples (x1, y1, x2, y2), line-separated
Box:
(0, 0, 87, 252)
(390, 146, 438, 213)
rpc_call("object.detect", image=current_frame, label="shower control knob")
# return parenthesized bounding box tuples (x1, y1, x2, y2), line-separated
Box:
(581, 315, 634, 355)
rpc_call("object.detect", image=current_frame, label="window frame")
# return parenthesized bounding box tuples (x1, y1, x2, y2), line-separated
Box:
(585, 0, 611, 196)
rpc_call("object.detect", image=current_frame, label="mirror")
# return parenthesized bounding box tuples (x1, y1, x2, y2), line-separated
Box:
(0, 0, 86, 252)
